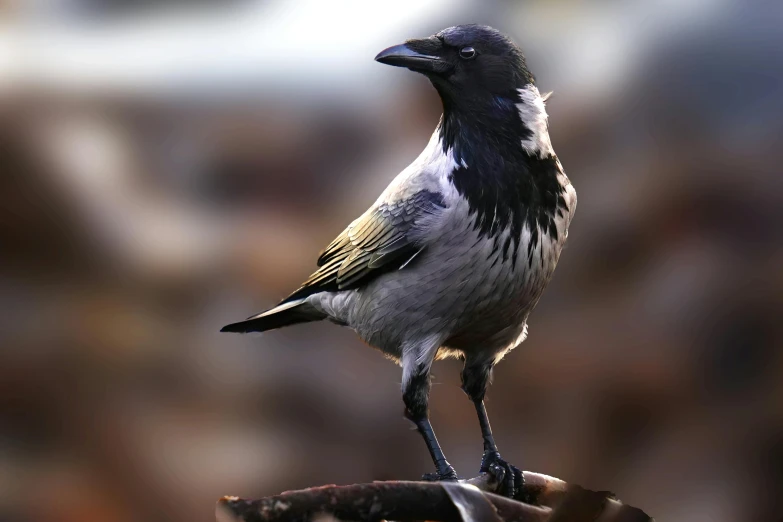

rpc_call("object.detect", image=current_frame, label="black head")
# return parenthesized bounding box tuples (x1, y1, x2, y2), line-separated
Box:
(375, 25, 534, 109)
(377, 26, 566, 264)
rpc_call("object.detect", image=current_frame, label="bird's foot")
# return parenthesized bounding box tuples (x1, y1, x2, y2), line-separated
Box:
(481, 451, 525, 501)
(421, 464, 459, 482)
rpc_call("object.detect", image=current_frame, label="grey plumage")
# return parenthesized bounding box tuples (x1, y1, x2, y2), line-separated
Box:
(224, 119, 575, 364)
(221, 24, 577, 495)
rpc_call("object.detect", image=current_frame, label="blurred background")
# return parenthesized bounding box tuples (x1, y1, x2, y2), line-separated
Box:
(1, 1, 782, 521)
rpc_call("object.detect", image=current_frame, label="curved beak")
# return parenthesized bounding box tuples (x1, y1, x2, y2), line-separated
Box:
(374, 40, 450, 74)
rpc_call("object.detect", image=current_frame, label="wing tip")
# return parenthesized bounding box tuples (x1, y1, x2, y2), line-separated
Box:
(220, 322, 247, 333)
(220, 298, 309, 333)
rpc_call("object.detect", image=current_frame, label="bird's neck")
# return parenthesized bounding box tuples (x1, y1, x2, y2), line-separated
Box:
(436, 83, 568, 253)
(437, 84, 553, 165)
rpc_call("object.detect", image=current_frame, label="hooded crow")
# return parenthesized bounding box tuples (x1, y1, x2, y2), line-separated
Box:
(222, 24, 577, 499)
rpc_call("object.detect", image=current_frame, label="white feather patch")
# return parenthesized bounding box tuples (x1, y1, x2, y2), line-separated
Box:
(517, 85, 553, 157)
(377, 127, 460, 206)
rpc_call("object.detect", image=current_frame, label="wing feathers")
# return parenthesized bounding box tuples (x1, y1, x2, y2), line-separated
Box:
(282, 190, 446, 303)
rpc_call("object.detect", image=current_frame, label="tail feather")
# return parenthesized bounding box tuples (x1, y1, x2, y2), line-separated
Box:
(220, 299, 325, 333)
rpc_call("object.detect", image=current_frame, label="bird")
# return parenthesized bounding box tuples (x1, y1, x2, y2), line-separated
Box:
(221, 24, 576, 499)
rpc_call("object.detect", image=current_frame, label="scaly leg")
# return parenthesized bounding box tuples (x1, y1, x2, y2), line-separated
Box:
(462, 359, 524, 499)
(402, 351, 458, 481)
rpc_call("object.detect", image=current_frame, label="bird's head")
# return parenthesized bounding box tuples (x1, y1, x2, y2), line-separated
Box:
(375, 25, 534, 112)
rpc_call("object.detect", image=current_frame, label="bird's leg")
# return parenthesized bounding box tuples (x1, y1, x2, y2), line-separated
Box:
(461, 360, 524, 499)
(474, 399, 499, 469)
(402, 358, 458, 481)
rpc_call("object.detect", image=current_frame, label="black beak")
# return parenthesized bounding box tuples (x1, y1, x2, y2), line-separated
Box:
(374, 40, 451, 74)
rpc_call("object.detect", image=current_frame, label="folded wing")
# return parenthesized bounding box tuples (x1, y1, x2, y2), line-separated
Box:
(282, 190, 446, 303)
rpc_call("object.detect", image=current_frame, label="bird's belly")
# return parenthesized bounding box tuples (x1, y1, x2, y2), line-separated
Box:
(340, 219, 567, 358)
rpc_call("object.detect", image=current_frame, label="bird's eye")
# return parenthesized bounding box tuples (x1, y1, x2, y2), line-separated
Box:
(459, 47, 476, 60)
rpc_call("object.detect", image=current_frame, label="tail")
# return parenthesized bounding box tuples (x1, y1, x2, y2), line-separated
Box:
(220, 298, 325, 334)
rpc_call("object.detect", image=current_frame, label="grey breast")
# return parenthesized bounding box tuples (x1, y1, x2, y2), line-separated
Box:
(346, 194, 539, 356)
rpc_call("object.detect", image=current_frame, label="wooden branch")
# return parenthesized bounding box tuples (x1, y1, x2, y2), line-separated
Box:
(216, 471, 652, 522)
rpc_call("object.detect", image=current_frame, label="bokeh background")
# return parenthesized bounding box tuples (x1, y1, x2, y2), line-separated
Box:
(1, 1, 782, 521)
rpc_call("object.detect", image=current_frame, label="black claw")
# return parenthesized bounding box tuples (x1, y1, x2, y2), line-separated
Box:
(442, 469, 459, 481)
(500, 463, 515, 498)
(422, 468, 459, 482)
(511, 465, 524, 500)
(482, 452, 525, 501)
(489, 462, 506, 483)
